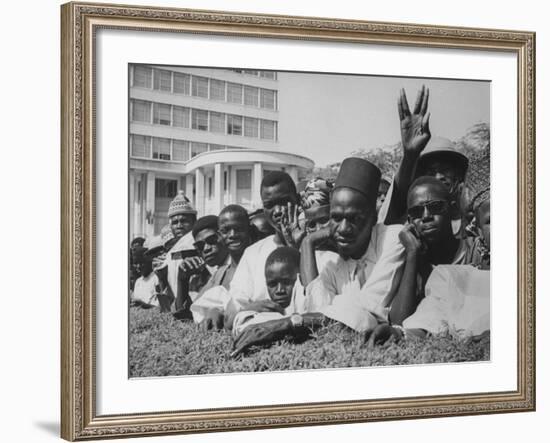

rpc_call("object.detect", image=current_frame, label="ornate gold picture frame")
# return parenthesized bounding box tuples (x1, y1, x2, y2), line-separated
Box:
(61, 1, 535, 440)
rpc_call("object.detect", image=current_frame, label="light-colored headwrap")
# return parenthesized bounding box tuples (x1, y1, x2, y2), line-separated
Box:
(300, 177, 334, 209)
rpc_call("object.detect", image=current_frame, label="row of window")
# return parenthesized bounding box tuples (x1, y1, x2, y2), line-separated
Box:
(131, 134, 249, 162)
(132, 66, 277, 110)
(230, 69, 277, 80)
(131, 99, 277, 141)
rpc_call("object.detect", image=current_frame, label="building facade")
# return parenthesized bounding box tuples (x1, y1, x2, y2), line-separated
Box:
(129, 65, 314, 238)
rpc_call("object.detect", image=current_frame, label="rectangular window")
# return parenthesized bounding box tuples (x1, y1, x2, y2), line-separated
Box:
(173, 72, 190, 94)
(133, 66, 152, 88)
(209, 144, 225, 151)
(172, 106, 190, 128)
(191, 109, 209, 131)
(172, 140, 190, 162)
(243, 69, 259, 76)
(153, 69, 172, 92)
(224, 171, 228, 191)
(244, 86, 259, 106)
(236, 169, 252, 204)
(131, 135, 151, 158)
(227, 114, 243, 136)
(192, 76, 209, 98)
(131, 100, 151, 123)
(237, 169, 251, 188)
(190, 142, 208, 158)
(152, 137, 171, 160)
(209, 112, 225, 133)
(209, 79, 225, 101)
(208, 177, 213, 198)
(244, 117, 259, 138)
(260, 120, 276, 140)
(227, 83, 243, 104)
(153, 103, 171, 125)
(260, 71, 276, 80)
(260, 89, 276, 110)
(155, 179, 178, 198)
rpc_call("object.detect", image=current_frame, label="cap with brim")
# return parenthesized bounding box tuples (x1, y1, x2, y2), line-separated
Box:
(416, 137, 469, 178)
(333, 157, 381, 206)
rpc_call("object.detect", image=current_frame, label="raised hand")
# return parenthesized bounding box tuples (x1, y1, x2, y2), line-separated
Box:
(398, 85, 431, 155)
(279, 202, 305, 249)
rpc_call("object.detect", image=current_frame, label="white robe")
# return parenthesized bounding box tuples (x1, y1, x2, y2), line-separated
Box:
(232, 279, 307, 337)
(306, 224, 405, 333)
(403, 265, 490, 338)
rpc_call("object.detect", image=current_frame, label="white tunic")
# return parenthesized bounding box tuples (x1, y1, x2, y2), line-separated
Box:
(131, 273, 160, 306)
(403, 265, 490, 337)
(227, 235, 339, 312)
(306, 224, 405, 332)
(232, 280, 307, 337)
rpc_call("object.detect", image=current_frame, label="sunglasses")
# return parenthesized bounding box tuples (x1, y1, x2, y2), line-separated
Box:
(193, 234, 219, 252)
(407, 200, 449, 220)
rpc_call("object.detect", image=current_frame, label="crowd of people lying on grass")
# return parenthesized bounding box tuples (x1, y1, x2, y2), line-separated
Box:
(129, 86, 491, 357)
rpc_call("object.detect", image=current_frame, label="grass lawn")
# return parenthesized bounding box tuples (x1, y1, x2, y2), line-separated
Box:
(129, 307, 490, 378)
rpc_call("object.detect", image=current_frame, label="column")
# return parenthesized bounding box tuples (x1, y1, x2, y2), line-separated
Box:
(145, 171, 156, 238)
(185, 174, 194, 207)
(252, 162, 263, 210)
(229, 165, 237, 205)
(129, 173, 135, 239)
(287, 166, 298, 185)
(195, 168, 205, 217)
(214, 163, 223, 214)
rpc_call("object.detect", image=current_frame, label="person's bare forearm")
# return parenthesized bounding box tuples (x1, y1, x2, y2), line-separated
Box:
(389, 251, 420, 325)
(384, 152, 420, 224)
(300, 236, 319, 286)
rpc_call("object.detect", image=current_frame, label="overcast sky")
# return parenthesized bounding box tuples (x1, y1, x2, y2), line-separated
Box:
(276, 72, 490, 167)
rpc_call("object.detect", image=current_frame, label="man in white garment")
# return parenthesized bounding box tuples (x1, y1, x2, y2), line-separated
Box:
(230, 157, 406, 356)
(154, 190, 197, 311)
(224, 171, 303, 326)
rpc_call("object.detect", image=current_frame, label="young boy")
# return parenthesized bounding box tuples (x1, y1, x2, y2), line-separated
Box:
(130, 247, 160, 309)
(231, 247, 306, 337)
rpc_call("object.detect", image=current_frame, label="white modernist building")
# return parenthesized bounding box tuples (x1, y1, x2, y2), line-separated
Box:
(129, 65, 314, 238)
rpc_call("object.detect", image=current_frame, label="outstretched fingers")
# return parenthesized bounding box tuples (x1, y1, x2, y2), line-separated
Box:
(413, 85, 425, 115)
(421, 112, 431, 133)
(398, 88, 411, 120)
(420, 86, 430, 116)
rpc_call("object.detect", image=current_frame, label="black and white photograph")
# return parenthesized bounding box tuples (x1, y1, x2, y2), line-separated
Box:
(127, 65, 491, 377)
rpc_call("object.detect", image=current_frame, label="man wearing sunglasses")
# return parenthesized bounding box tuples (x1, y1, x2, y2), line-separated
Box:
(173, 215, 230, 322)
(387, 176, 478, 328)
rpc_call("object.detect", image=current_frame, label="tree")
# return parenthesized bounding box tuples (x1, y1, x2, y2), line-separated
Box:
(454, 122, 490, 158)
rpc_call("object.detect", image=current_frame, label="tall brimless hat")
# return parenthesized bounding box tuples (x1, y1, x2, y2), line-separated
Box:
(334, 157, 381, 206)
(167, 190, 197, 218)
(464, 148, 490, 211)
(416, 136, 469, 179)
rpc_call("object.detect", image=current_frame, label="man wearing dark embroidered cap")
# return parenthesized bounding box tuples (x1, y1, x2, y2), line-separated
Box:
(300, 157, 405, 332)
